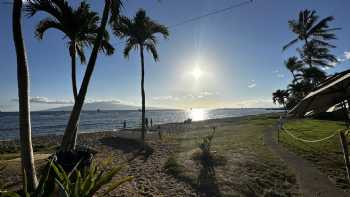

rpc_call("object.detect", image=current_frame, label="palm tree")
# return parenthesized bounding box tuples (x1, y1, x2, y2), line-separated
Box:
(298, 40, 338, 69)
(113, 9, 169, 142)
(60, 0, 123, 151)
(300, 67, 327, 86)
(272, 89, 289, 111)
(288, 81, 312, 99)
(283, 9, 339, 68)
(283, 9, 339, 50)
(12, 0, 38, 191)
(26, 0, 115, 149)
(284, 56, 303, 81)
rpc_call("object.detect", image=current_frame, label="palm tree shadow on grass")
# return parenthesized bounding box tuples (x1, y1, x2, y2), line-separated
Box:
(99, 137, 153, 162)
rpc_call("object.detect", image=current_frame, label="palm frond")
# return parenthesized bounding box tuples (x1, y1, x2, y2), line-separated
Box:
(100, 39, 115, 56)
(283, 38, 298, 51)
(76, 44, 86, 64)
(35, 17, 63, 39)
(149, 22, 169, 39)
(123, 39, 138, 58)
(145, 42, 159, 61)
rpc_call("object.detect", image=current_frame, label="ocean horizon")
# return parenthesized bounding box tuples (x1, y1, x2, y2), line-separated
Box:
(0, 108, 278, 140)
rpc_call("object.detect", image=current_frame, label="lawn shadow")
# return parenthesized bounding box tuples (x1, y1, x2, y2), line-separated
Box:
(196, 155, 221, 197)
(164, 153, 223, 197)
(99, 137, 153, 162)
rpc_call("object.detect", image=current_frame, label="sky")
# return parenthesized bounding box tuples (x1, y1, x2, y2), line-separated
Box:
(0, 0, 350, 111)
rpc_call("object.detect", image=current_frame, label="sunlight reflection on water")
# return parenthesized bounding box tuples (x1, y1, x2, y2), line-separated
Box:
(188, 108, 208, 121)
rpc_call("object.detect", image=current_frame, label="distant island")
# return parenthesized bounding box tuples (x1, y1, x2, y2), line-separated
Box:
(45, 101, 172, 111)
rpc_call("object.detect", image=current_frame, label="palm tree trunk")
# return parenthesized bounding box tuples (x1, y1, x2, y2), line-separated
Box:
(61, 0, 112, 151)
(70, 43, 78, 100)
(140, 44, 146, 142)
(68, 42, 79, 150)
(12, 0, 38, 191)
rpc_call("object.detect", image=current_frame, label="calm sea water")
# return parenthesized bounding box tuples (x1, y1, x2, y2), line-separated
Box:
(0, 108, 273, 140)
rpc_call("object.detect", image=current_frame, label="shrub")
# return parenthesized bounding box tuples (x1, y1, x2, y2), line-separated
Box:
(0, 158, 132, 197)
(198, 130, 216, 163)
(164, 155, 183, 175)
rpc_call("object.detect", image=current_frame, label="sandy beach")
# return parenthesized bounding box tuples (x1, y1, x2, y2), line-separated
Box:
(1, 113, 304, 196)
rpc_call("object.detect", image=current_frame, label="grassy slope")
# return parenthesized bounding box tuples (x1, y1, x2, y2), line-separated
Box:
(280, 119, 350, 190)
(165, 114, 300, 196)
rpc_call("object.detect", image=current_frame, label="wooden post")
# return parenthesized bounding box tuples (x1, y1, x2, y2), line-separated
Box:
(339, 131, 350, 184)
(277, 127, 280, 143)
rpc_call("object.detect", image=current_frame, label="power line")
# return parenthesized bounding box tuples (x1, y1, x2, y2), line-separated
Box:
(115, 0, 254, 45)
(168, 0, 253, 28)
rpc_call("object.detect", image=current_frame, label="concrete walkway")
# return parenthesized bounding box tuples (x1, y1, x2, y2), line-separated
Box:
(264, 126, 349, 197)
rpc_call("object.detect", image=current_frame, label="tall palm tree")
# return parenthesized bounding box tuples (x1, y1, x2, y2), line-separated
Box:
(272, 89, 289, 111)
(113, 9, 169, 142)
(12, 0, 38, 191)
(25, 0, 115, 149)
(60, 0, 123, 151)
(283, 9, 339, 68)
(298, 40, 338, 69)
(284, 56, 303, 81)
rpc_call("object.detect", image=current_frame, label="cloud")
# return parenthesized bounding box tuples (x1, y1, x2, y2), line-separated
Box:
(152, 91, 219, 101)
(225, 98, 275, 108)
(277, 74, 284, 78)
(344, 51, 350, 60)
(273, 69, 285, 78)
(248, 80, 256, 88)
(12, 96, 73, 105)
(152, 96, 176, 100)
(11, 97, 122, 105)
(248, 83, 256, 88)
(85, 99, 121, 104)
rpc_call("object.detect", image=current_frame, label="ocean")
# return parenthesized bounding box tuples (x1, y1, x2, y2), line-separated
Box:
(0, 108, 275, 140)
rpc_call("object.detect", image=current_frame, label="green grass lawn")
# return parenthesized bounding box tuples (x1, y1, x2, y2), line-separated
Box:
(164, 114, 300, 196)
(280, 118, 350, 190)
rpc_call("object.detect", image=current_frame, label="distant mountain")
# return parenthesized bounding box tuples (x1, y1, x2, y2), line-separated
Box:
(46, 101, 162, 111)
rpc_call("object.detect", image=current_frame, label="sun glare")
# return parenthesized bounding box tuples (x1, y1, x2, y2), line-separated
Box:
(189, 108, 207, 121)
(191, 67, 203, 80)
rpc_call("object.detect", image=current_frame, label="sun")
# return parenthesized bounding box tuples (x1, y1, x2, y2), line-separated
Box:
(192, 67, 203, 80)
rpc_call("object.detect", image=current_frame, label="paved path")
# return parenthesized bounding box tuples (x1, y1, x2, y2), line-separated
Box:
(264, 126, 349, 197)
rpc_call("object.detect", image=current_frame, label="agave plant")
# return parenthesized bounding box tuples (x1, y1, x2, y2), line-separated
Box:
(0, 159, 132, 197)
(1, 160, 55, 197)
(52, 160, 133, 197)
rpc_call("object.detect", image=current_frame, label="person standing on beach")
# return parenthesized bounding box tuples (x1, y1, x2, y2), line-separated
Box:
(150, 118, 153, 128)
(145, 118, 149, 128)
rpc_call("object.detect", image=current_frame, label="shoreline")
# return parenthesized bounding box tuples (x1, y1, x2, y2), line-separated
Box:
(0, 112, 281, 142)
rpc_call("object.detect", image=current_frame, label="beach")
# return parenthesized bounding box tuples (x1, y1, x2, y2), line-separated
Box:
(0, 113, 303, 196)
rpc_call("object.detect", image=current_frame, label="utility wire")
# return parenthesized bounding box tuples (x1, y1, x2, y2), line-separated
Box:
(116, 0, 254, 45)
(168, 0, 253, 28)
